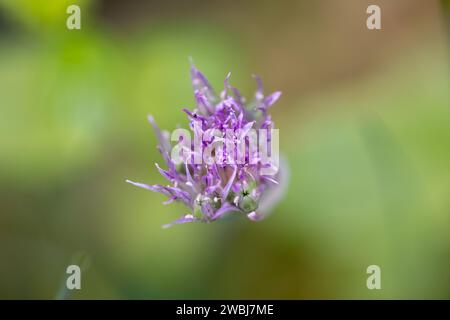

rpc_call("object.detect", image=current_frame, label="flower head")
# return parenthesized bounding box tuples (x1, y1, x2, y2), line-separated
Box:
(127, 62, 287, 228)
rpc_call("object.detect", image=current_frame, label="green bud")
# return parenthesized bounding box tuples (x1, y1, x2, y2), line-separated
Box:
(193, 202, 204, 219)
(211, 196, 221, 210)
(238, 195, 258, 213)
(176, 162, 184, 174)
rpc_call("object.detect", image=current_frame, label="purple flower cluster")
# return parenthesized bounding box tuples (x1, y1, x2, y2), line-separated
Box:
(127, 63, 286, 228)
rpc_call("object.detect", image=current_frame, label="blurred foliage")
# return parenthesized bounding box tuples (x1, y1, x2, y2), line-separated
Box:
(0, 0, 92, 31)
(0, 0, 448, 299)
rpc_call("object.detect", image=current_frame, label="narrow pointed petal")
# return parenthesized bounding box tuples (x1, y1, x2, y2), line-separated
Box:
(253, 74, 264, 100)
(211, 203, 239, 220)
(247, 211, 263, 221)
(201, 202, 214, 218)
(261, 176, 279, 185)
(155, 163, 174, 181)
(157, 146, 177, 177)
(162, 214, 201, 228)
(222, 165, 237, 200)
(163, 196, 176, 205)
(195, 90, 214, 114)
(148, 115, 171, 152)
(165, 186, 192, 205)
(240, 121, 255, 138)
(262, 91, 281, 110)
(190, 63, 218, 104)
(126, 179, 154, 191)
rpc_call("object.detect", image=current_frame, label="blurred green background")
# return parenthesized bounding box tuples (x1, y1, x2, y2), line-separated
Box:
(0, 0, 449, 299)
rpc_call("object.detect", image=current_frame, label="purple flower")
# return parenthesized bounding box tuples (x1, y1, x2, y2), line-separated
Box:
(127, 62, 288, 228)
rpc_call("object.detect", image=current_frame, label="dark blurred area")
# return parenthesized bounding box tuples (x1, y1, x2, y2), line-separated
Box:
(0, 0, 448, 299)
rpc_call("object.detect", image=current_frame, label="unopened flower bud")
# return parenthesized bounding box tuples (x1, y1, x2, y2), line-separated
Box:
(238, 194, 258, 213)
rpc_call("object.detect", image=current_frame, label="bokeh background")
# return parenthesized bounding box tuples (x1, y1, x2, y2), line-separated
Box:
(0, 0, 449, 299)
